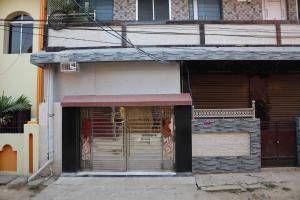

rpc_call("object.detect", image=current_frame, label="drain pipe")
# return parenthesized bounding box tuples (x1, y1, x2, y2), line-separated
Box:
(28, 65, 55, 182)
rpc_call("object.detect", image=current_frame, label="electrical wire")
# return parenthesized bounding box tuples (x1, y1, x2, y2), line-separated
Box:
(70, 0, 167, 63)
(2, 23, 300, 40)
(3, 20, 300, 34)
(0, 55, 21, 75)
(0, 26, 32, 76)
(0, 26, 120, 45)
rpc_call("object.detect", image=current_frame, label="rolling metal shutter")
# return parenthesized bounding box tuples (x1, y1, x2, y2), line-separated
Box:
(267, 75, 300, 129)
(191, 75, 250, 109)
(261, 75, 300, 166)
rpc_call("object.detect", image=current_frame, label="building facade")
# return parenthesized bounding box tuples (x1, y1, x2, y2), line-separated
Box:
(0, 0, 45, 175)
(31, 0, 300, 175)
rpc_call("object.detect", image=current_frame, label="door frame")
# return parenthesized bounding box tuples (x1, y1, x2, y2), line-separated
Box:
(262, 0, 287, 20)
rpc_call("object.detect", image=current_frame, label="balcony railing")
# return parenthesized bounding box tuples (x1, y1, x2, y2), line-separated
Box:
(0, 110, 31, 133)
(45, 20, 300, 51)
(193, 100, 256, 119)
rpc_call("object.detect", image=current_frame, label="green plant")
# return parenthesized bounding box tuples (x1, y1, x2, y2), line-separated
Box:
(50, 0, 78, 13)
(0, 93, 31, 126)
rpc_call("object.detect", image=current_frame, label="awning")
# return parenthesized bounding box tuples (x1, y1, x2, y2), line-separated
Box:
(31, 47, 300, 66)
(61, 94, 192, 107)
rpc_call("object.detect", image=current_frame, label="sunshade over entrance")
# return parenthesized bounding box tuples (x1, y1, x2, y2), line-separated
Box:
(61, 94, 192, 107)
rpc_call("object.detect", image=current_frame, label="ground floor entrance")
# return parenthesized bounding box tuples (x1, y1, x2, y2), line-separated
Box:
(80, 107, 175, 172)
(61, 94, 192, 174)
(186, 60, 300, 168)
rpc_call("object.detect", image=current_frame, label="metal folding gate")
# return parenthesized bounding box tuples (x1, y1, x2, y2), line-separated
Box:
(80, 107, 174, 172)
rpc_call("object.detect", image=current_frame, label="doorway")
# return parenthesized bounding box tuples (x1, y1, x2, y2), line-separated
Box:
(263, 0, 287, 20)
(80, 107, 175, 172)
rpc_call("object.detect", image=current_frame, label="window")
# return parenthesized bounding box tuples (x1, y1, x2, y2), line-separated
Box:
(9, 15, 33, 54)
(298, 0, 300, 20)
(198, 0, 221, 20)
(92, 0, 113, 21)
(138, 0, 170, 21)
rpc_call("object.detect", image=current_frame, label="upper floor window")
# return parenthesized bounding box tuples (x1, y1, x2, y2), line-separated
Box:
(91, 0, 113, 21)
(198, 0, 221, 20)
(138, 0, 170, 21)
(9, 15, 33, 54)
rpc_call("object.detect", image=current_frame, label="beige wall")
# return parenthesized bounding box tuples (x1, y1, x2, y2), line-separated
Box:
(0, 0, 40, 118)
(192, 133, 250, 157)
(0, 124, 39, 175)
(205, 24, 277, 45)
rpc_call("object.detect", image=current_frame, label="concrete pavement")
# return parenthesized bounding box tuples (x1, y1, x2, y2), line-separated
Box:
(32, 168, 300, 200)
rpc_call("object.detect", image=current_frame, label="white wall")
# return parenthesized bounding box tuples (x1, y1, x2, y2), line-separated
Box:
(205, 24, 277, 45)
(0, 0, 40, 118)
(48, 27, 122, 48)
(192, 133, 251, 157)
(48, 25, 200, 48)
(44, 61, 181, 101)
(41, 61, 180, 174)
(39, 103, 62, 175)
(281, 24, 300, 45)
(126, 25, 200, 46)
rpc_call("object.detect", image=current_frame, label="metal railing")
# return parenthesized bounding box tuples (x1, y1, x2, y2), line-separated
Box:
(0, 110, 30, 133)
(48, 0, 96, 22)
(193, 100, 256, 119)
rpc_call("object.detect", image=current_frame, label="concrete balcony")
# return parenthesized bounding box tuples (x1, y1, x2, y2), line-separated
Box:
(45, 21, 300, 51)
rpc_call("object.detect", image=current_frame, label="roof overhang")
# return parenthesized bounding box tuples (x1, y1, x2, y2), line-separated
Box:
(31, 47, 300, 66)
(61, 94, 192, 107)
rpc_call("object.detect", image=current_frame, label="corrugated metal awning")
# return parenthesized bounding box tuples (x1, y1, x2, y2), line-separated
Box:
(61, 94, 192, 107)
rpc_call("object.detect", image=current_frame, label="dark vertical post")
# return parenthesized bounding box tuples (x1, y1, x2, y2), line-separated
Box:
(275, 22, 282, 47)
(121, 24, 127, 47)
(44, 25, 49, 51)
(62, 107, 80, 172)
(175, 105, 192, 173)
(199, 23, 205, 46)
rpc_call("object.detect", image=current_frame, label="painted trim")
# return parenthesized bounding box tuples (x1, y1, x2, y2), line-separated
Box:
(0, 124, 39, 175)
(296, 0, 299, 19)
(136, 0, 138, 20)
(193, 0, 198, 20)
(152, 0, 155, 20)
(37, 0, 47, 120)
(169, 0, 172, 20)
(29, 134, 33, 173)
(263, 0, 287, 20)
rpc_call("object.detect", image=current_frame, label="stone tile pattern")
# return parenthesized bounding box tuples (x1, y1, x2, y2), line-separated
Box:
(34, 47, 300, 64)
(104, 0, 296, 21)
(192, 118, 261, 173)
(113, 0, 190, 21)
(222, 0, 263, 20)
(296, 118, 300, 167)
(287, 0, 298, 20)
(113, 0, 136, 21)
(171, 0, 190, 20)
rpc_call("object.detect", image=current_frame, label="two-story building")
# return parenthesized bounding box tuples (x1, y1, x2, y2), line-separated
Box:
(31, 0, 300, 176)
(0, 0, 45, 175)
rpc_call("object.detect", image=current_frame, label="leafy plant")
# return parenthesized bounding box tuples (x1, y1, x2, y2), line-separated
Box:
(50, 0, 78, 13)
(0, 94, 31, 126)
